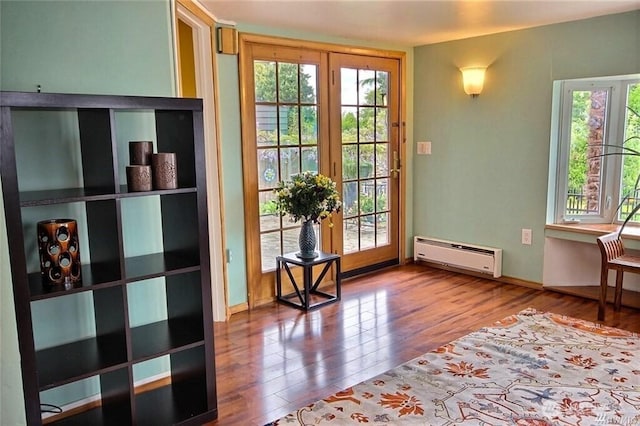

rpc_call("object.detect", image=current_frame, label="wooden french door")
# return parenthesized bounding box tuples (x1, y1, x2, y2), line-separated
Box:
(240, 41, 331, 307)
(240, 37, 402, 307)
(329, 54, 401, 275)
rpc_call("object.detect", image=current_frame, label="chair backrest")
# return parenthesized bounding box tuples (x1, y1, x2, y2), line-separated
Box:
(596, 232, 625, 262)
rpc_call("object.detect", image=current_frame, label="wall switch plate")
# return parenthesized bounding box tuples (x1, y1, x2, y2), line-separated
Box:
(417, 141, 431, 155)
(521, 228, 532, 245)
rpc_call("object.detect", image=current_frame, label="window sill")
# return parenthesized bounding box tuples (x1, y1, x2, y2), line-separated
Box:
(545, 223, 640, 246)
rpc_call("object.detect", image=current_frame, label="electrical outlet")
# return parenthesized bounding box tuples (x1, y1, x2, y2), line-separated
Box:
(521, 228, 532, 245)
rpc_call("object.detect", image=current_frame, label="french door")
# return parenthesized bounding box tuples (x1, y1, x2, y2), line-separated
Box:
(329, 54, 401, 274)
(240, 37, 402, 307)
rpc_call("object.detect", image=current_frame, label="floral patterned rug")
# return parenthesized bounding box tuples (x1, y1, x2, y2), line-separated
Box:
(266, 308, 639, 425)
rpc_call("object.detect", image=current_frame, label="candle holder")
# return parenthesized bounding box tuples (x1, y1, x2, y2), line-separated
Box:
(129, 141, 153, 165)
(126, 165, 152, 192)
(37, 219, 81, 285)
(152, 153, 178, 190)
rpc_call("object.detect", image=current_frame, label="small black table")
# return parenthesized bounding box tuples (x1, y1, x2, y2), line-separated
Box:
(276, 251, 341, 310)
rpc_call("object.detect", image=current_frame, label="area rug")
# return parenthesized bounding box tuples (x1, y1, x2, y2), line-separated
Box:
(266, 308, 639, 425)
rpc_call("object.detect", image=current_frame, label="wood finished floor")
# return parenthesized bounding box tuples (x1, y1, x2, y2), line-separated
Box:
(207, 264, 640, 425)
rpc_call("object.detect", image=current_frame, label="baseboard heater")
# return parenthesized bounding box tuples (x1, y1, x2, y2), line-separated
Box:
(414, 236, 502, 278)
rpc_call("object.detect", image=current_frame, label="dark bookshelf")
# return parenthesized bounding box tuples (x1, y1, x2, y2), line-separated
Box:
(0, 91, 217, 425)
(36, 332, 128, 390)
(131, 316, 204, 361)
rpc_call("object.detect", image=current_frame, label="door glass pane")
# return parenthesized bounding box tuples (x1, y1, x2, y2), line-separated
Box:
(376, 213, 389, 245)
(280, 147, 300, 181)
(283, 226, 302, 256)
(342, 145, 358, 180)
(565, 90, 608, 217)
(279, 105, 299, 145)
(361, 215, 375, 250)
(359, 179, 375, 215)
(256, 105, 278, 147)
(375, 143, 388, 176)
(255, 59, 319, 271)
(259, 191, 280, 232)
(278, 63, 298, 103)
(359, 144, 374, 179)
(376, 178, 389, 211)
(341, 69, 357, 105)
(258, 148, 279, 190)
(260, 231, 281, 271)
(342, 181, 357, 218)
(358, 70, 376, 105)
(376, 108, 388, 141)
(301, 147, 318, 173)
(300, 106, 317, 145)
(375, 71, 388, 106)
(301, 64, 317, 104)
(254, 61, 276, 102)
(619, 83, 640, 222)
(343, 217, 359, 254)
(341, 107, 357, 143)
(358, 107, 375, 142)
(341, 67, 391, 254)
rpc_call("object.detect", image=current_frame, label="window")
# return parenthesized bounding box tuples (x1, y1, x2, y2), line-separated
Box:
(552, 76, 640, 224)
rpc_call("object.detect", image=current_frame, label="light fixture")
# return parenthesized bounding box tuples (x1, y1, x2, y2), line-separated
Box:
(460, 66, 487, 97)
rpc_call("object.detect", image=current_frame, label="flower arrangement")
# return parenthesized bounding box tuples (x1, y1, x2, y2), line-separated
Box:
(274, 171, 341, 225)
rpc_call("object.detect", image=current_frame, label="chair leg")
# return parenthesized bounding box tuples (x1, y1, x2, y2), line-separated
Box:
(598, 267, 608, 321)
(614, 270, 624, 311)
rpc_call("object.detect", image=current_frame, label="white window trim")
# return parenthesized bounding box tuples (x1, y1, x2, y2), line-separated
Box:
(549, 74, 640, 225)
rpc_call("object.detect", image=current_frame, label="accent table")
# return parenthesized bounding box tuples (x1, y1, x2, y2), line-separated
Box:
(276, 251, 341, 310)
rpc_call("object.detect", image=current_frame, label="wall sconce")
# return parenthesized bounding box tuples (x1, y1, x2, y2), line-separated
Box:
(460, 66, 487, 97)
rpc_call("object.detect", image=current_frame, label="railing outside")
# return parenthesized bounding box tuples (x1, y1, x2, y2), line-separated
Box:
(566, 188, 590, 215)
(566, 188, 640, 221)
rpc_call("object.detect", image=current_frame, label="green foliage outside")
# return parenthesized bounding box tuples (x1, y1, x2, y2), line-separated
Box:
(567, 83, 640, 221)
(254, 61, 318, 147)
(254, 61, 315, 103)
(567, 91, 590, 192)
(255, 62, 391, 226)
(622, 85, 640, 188)
(339, 71, 390, 217)
(619, 84, 640, 221)
(341, 71, 389, 144)
(260, 199, 278, 215)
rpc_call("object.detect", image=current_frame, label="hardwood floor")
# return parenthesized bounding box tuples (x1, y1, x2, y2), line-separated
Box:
(207, 264, 639, 425)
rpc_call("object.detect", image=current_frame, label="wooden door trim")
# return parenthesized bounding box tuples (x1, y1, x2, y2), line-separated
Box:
(240, 33, 406, 60)
(174, 0, 230, 320)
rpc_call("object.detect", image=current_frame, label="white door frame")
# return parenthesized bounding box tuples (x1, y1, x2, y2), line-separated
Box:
(173, 0, 228, 321)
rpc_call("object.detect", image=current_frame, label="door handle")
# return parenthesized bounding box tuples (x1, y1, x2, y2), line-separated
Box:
(391, 150, 400, 178)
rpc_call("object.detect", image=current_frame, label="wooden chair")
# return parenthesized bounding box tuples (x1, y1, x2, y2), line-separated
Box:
(596, 232, 640, 320)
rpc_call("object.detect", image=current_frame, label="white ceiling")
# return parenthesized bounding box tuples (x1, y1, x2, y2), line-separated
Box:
(201, 0, 639, 46)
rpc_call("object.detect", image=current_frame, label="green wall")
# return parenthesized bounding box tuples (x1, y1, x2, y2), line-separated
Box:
(0, 0, 175, 95)
(413, 11, 639, 282)
(0, 1, 175, 424)
(215, 53, 248, 306)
